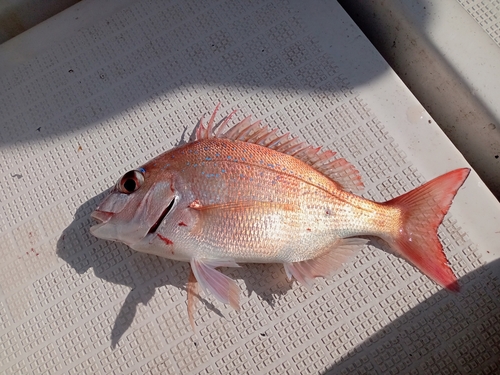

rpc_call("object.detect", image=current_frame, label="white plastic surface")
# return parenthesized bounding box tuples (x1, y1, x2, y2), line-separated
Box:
(1, 0, 499, 374)
(459, 0, 500, 47)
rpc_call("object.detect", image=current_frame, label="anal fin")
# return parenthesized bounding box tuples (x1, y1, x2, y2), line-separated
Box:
(284, 238, 368, 289)
(190, 258, 241, 310)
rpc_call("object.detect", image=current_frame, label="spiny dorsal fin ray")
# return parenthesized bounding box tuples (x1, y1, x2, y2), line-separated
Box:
(196, 105, 364, 192)
(195, 103, 237, 140)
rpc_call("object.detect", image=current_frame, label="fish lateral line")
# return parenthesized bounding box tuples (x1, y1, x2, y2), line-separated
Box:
(190, 155, 375, 216)
(197, 156, 356, 199)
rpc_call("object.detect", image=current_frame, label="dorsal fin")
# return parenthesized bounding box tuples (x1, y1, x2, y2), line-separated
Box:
(195, 105, 364, 192)
(195, 103, 238, 140)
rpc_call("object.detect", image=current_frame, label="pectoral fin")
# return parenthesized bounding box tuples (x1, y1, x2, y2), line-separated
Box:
(190, 258, 241, 311)
(284, 238, 368, 289)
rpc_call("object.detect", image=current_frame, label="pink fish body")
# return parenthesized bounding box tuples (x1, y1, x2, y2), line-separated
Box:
(91, 105, 469, 328)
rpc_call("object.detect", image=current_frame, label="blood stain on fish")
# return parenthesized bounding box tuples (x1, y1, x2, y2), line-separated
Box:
(157, 234, 173, 245)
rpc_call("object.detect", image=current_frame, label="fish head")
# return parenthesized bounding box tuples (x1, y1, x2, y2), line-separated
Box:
(90, 166, 178, 247)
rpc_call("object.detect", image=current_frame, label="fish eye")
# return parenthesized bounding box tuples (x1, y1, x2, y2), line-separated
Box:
(117, 169, 144, 194)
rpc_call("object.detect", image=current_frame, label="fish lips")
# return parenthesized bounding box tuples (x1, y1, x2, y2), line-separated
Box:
(91, 210, 114, 223)
(90, 191, 132, 240)
(89, 210, 114, 237)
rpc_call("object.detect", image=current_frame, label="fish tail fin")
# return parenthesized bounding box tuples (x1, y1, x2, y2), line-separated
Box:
(384, 168, 470, 291)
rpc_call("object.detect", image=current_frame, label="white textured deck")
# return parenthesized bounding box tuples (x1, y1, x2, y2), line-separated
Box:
(0, 0, 499, 374)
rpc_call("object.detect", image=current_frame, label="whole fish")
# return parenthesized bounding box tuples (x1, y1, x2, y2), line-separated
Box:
(90, 105, 469, 328)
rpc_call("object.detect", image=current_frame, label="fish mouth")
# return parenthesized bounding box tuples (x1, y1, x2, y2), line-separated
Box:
(91, 210, 114, 223)
(89, 210, 114, 237)
(148, 197, 176, 234)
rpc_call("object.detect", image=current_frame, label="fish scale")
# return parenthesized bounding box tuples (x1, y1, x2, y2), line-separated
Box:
(169, 138, 378, 262)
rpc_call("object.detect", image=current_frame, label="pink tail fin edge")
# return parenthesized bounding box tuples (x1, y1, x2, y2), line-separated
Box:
(384, 168, 470, 292)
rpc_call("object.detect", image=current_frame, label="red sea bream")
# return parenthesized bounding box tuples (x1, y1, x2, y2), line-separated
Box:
(90, 105, 470, 328)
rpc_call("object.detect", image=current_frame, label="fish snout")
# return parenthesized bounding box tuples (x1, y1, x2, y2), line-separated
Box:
(89, 210, 115, 239)
(91, 210, 114, 223)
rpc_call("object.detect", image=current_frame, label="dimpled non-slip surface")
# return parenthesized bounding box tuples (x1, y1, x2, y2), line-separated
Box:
(0, 0, 499, 374)
(459, 0, 500, 47)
